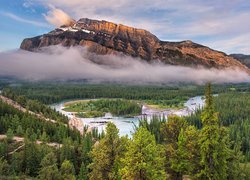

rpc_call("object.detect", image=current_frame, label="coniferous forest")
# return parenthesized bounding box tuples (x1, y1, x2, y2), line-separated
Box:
(0, 82, 249, 179)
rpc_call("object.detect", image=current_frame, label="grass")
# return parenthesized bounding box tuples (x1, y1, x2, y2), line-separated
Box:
(76, 111, 105, 118)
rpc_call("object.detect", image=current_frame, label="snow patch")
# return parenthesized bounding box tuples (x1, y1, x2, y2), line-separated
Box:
(82, 29, 90, 33)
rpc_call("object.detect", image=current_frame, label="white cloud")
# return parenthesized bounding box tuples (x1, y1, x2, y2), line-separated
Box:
(31, 0, 250, 54)
(1, 12, 48, 27)
(43, 6, 75, 27)
(0, 46, 249, 83)
(205, 33, 250, 55)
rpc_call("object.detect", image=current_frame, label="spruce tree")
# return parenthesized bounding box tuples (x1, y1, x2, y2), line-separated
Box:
(78, 162, 88, 180)
(161, 115, 188, 179)
(120, 127, 166, 179)
(88, 123, 123, 180)
(198, 83, 230, 179)
(38, 152, 60, 180)
(60, 160, 76, 180)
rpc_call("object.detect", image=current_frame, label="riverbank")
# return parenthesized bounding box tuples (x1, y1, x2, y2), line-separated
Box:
(51, 95, 205, 137)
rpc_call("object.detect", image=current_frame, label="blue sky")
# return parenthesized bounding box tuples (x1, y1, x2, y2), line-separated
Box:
(0, 0, 250, 54)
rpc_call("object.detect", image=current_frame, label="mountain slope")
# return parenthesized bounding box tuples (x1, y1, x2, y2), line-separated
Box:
(20, 18, 249, 71)
(230, 54, 250, 68)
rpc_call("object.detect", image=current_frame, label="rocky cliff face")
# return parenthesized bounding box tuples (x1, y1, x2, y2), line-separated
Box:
(20, 18, 249, 71)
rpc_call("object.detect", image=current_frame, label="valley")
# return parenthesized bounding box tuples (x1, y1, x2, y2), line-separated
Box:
(51, 95, 205, 137)
(0, 81, 250, 179)
(1, 1, 250, 179)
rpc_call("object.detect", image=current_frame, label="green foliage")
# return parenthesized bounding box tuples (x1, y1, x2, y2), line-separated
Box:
(197, 83, 230, 180)
(2, 88, 68, 124)
(187, 92, 250, 161)
(120, 127, 166, 179)
(65, 99, 141, 117)
(0, 83, 249, 179)
(60, 138, 76, 165)
(0, 158, 10, 176)
(161, 116, 190, 179)
(89, 123, 126, 180)
(23, 140, 41, 176)
(6, 128, 14, 143)
(38, 152, 61, 180)
(5, 83, 211, 106)
(77, 111, 105, 118)
(60, 160, 76, 180)
(16, 125, 24, 136)
(0, 100, 81, 143)
(138, 115, 166, 143)
(78, 162, 88, 180)
(170, 129, 191, 177)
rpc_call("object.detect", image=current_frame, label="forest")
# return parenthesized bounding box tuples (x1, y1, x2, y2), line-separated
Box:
(187, 92, 250, 161)
(0, 82, 249, 179)
(63, 99, 141, 117)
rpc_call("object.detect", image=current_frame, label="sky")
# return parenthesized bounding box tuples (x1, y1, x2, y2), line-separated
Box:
(0, 0, 250, 54)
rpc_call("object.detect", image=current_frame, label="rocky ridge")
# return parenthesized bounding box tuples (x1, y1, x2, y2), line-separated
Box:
(20, 18, 249, 72)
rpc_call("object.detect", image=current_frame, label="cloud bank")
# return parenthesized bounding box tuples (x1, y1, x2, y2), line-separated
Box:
(0, 46, 249, 84)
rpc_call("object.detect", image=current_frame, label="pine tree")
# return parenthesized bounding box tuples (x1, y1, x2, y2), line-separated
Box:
(197, 83, 230, 179)
(78, 162, 88, 180)
(161, 115, 188, 179)
(23, 139, 40, 177)
(170, 128, 190, 179)
(60, 160, 76, 180)
(16, 125, 24, 136)
(38, 152, 60, 180)
(60, 138, 74, 164)
(120, 127, 166, 179)
(88, 122, 123, 180)
(0, 158, 10, 176)
(6, 128, 14, 143)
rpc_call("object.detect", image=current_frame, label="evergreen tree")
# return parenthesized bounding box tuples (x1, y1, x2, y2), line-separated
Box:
(0, 158, 10, 176)
(6, 128, 14, 143)
(10, 152, 23, 176)
(120, 127, 166, 179)
(161, 115, 188, 179)
(197, 83, 230, 179)
(88, 123, 123, 180)
(78, 162, 88, 180)
(183, 126, 200, 176)
(23, 140, 40, 177)
(60, 138, 75, 164)
(38, 152, 60, 180)
(16, 125, 24, 136)
(60, 160, 76, 180)
(170, 128, 190, 179)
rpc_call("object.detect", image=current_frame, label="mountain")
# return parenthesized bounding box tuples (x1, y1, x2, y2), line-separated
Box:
(20, 18, 249, 72)
(230, 54, 250, 68)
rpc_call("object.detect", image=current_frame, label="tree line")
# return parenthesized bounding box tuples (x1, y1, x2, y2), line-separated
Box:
(2, 88, 68, 124)
(7, 82, 246, 105)
(65, 99, 141, 117)
(187, 92, 250, 161)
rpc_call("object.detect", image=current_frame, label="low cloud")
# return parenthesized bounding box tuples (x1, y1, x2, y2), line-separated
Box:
(0, 46, 249, 84)
(43, 6, 75, 27)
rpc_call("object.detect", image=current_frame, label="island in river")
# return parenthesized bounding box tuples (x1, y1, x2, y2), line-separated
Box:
(51, 96, 205, 137)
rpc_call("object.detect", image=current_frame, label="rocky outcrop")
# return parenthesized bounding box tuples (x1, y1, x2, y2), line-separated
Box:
(20, 18, 249, 71)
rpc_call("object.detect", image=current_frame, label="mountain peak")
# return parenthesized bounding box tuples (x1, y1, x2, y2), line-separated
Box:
(20, 17, 249, 72)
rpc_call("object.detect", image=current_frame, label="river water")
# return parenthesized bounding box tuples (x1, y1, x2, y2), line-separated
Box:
(51, 96, 205, 137)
